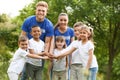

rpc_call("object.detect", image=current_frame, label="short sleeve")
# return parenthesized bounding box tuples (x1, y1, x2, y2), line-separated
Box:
(72, 41, 79, 49)
(21, 18, 29, 32)
(19, 49, 29, 57)
(45, 20, 54, 37)
(28, 39, 34, 49)
(69, 28, 74, 38)
(88, 41, 94, 51)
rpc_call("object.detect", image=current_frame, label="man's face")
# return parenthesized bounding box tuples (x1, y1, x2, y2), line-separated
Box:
(36, 6, 47, 21)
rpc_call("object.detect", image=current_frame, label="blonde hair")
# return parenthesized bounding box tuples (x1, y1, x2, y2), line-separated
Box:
(80, 25, 94, 41)
(54, 13, 68, 29)
(18, 35, 28, 44)
(36, 1, 48, 10)
(73, 21, 85, 28)
(55, 36, 66, 48)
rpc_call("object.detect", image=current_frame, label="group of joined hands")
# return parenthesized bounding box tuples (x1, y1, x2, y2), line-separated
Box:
(39, 52, 89, 76)
(39, 52, 63, 61)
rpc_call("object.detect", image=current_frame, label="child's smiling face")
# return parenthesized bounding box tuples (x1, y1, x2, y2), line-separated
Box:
(19, 40, 28, 50)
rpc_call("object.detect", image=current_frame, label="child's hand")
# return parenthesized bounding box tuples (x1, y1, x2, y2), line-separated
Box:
(42, 56, 49, 59)
(42, 52, 49, 56)
(48, 53, 54, 57)
(47, 54, 58, 59)
(83, 68, 89, 76)
(56, 55, 64, 59)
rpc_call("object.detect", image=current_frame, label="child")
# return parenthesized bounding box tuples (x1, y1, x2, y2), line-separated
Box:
(7, 35, 48, 80)
(69, 22, 85, 80)
(51, 36, 67, 80)
(25, 25, 48, 80)
(54, 25, 98, 80)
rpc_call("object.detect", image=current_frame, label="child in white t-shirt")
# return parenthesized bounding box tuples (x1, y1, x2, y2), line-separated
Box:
(25, 25, 48, 80)
(69, 22, 85, 80)
(51, 36, 68, 80)
(7, 35, 48, 80)
(53, 25, 98, 80)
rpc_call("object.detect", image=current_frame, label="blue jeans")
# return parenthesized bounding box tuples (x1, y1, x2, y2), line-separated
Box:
(89, 67, 98, 80)
(20, 63, 28, 80)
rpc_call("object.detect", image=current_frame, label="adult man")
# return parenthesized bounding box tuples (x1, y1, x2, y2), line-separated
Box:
(21, 1, 54, 80)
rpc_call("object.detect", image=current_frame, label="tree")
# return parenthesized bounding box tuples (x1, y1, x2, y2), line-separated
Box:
(0, 14, 9, 23)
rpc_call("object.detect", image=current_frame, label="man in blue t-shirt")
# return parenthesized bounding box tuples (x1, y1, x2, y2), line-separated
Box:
(20, 1, 54, 80)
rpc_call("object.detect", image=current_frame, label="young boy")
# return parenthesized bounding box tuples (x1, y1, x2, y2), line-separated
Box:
(25, 25, 48, 80)
(7, 35, 48, 80)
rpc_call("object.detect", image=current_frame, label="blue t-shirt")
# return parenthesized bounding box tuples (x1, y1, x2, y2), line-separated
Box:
(21, 15, 54, 42)
(54, 27, 74, 46)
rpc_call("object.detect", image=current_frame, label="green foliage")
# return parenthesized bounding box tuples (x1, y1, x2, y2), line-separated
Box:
(0, 62, 9, 80)
(0, 20, 19, 80)
(0, 27, 19, 51)
(0, 14, 9, 23)
(112, 53, 120, 80)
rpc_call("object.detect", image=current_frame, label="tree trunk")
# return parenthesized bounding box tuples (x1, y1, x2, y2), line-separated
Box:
(106, 52, 114, 80)
(106, 39, 114, 80)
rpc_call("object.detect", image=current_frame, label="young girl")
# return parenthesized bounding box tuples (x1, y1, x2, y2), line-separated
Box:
(7, 35, 49, 80)
(51, 36, 67, 80)
(54, 25, 98, 80)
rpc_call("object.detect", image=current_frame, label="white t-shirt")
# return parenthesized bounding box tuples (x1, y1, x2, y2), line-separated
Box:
(73, 40, 98, 68)
(53, 49, 66, 71)
(7, 48, 29, 74)
(27, 38, 44, 66)
(65, 40, 82, 64)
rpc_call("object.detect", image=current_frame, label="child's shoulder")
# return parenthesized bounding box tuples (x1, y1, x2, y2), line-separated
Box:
(40, 39, 44, 44)
(29, 38, 34, 41)
(15, 48, 27, 54)
(87, 40, 94, 45)
(71, 40, 79, 44)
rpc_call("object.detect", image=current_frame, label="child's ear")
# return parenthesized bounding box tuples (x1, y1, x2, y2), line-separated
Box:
(88, 33, 91, 39)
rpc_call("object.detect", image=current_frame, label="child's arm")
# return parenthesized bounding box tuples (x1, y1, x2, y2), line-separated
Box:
(86, 49, 93, 69)
(29, 49, 45, 56)
(65, 56, 68, 68)
(27, 53, 49, 59)
(55, 47, 76, 59)
(84, 49, 93, 76)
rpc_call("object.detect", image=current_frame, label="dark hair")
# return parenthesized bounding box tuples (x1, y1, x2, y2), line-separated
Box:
(55, 36, 66, 48)
(31, 25, 40, 28)
(31, 25, 41, 32)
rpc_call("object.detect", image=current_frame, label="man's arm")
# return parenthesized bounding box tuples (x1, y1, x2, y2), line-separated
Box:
(49, 36, 54, 54)
(44, 36, 52, 53)
(21, 30, 27, 36)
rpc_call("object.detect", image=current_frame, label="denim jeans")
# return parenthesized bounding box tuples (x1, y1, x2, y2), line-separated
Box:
(20, 63, 28, 80)
(89, 67, 98, 80)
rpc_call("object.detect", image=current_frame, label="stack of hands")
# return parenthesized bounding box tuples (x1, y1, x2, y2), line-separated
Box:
(40, 52, 63, 61)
